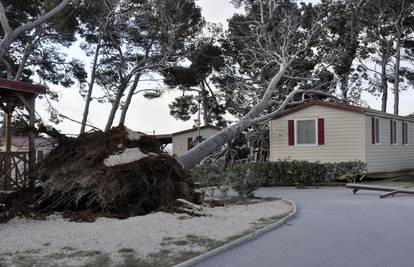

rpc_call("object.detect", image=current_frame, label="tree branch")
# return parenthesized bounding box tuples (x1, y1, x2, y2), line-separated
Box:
(251, 89, 338, 124)
(13, 0, 71, 37)
(0, 0, 71, 63)
(0, 1, 11, 34)
(2, 57, 12, 78)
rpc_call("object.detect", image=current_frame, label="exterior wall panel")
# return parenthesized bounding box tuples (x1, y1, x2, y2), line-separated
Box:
(269, 105, 366, 163)
(365, 116, 414, 173)
(172, 128, 220, 157)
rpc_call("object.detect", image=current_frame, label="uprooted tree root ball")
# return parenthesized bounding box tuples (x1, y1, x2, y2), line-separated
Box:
(2, 126, 197, 222)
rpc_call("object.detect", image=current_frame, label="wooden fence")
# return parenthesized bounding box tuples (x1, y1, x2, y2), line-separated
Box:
(0, 151, 29, 190)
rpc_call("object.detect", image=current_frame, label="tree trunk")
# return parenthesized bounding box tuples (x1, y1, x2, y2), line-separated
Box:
(119, 73, 141, 126)
(258, 0, 264, 24)
(14, 32, 40, 81)
(200, 82, 210, 125)
(105, 81, 128, 132)
(393, 27, 401, 115)
(179, 117, 253, 170)
(80, 43, 101, 134)
(0, 35, 13, 64)
(380, 48, 389, 112)
(15, 49, 31, 81)
(178, 64, 288, 170)
(340, 73, 350, 99)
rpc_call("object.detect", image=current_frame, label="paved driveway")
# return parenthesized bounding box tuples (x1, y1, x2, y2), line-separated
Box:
(195, 187, 414, 267)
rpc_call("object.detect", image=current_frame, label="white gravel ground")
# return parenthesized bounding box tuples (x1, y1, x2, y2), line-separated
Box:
(0, 199, 292, 266)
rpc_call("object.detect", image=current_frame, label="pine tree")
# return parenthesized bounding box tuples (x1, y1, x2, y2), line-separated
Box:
(163, 30, 227, 127)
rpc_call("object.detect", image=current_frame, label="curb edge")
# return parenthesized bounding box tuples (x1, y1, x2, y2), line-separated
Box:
(173, 199, 298, 267)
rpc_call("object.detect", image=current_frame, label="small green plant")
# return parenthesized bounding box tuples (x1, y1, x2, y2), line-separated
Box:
(226, 164, 265, 197)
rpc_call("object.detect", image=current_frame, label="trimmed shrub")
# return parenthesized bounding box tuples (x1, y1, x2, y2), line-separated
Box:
(192, 160, 367, 198)
(225, 160, 367, 188)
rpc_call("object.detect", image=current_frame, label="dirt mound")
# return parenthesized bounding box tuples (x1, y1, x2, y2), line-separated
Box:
(17, 126, 194, 219)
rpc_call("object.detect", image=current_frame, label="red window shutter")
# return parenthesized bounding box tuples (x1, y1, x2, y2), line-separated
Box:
(288, 120, 295, 146)
(390, 120, 393, 144)
(402, 121, 406, 145)
(371, 117, 375, 144)
(318, 118, 325, 145)
(187, 137, 193, 150)
(406, 122, 409, 145)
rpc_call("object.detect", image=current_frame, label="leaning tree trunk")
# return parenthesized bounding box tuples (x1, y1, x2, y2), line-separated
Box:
(178, 64, 288, 170)
(105, 81, 128, 132)
(14, 42, 34, 81)
(119, 73, 141, 126)
(0, 35, 14, 63)
(179, 117, 253, 170)
(80, 43, 101, 134)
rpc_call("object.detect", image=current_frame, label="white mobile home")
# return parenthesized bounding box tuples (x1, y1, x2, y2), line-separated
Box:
(269, 101, 414, 173)
(171, 125, 221, 157)
(155, 125, 221, 157)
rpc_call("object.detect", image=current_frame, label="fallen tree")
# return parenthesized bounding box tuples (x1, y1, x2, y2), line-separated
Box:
(2, 2, 339, 222)
(27, 126, 195, 218)
(178, 5, 336, 170)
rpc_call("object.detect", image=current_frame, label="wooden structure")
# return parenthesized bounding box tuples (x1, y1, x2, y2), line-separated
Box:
(346, 183, 414, 198)
(0, 79, 46, 190)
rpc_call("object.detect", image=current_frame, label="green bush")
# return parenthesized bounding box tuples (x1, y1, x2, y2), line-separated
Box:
(192, 160, 367, 198)
(225, 164, 265, 198)
(191, 164, 228, 197)
(327, 161, 367, 182)
(225, 160, 367, 188)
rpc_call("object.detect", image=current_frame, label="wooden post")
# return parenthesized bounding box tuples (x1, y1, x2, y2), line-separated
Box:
(346, 183, 414, 198)
(4, 101, 13, 190)
(379, 190, 401, 199)
(28, 95, 36, 189)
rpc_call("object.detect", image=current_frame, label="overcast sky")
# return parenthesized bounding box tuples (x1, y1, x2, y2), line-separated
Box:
(37, 0, 414, 136)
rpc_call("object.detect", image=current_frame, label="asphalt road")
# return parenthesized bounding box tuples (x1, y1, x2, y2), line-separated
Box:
(194, 187, 414, 267)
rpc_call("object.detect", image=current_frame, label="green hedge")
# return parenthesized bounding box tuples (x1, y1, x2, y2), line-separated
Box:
(191, 160, 367, 198)
(226, 160, 367, 187)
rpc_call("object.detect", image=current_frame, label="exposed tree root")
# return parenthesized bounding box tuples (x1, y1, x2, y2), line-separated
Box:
(1, 126, 199, 222)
